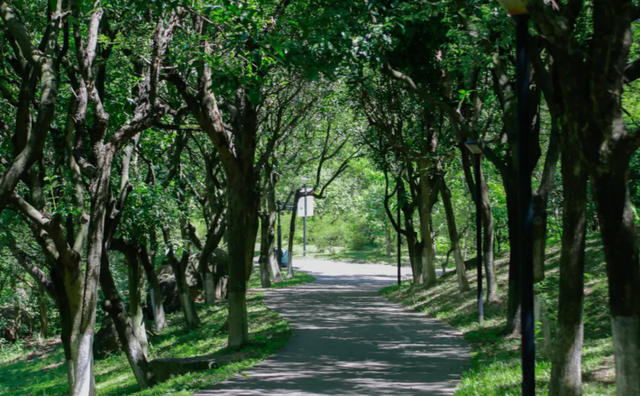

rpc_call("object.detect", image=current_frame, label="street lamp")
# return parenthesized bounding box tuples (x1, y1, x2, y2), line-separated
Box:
(300, 177, 310, 257)
(465, 140, 484, 325)
(397, 184, 402, 286)
(276, 200, 283, 267)
(494, 1, 535, 395)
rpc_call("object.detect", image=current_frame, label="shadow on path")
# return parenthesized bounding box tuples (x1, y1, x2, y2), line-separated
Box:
(195, 259, 470, 395)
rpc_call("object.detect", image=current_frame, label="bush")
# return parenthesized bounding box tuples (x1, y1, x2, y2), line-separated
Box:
(346, 222, 375, 251)
(313, 221, 346, 253)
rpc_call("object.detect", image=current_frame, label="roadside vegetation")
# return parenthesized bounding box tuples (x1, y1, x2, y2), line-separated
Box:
(0, 271, 314, 396)
(382, 237, 615, 396)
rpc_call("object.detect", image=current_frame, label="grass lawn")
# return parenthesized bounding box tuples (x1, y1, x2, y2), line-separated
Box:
(0, 269, 315, 396)
(380, 236, 615, 395)
(286, 243, 413, 266)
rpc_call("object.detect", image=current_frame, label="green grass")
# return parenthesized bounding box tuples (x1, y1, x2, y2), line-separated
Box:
(288, 243, 413, 266)
(380, 237, 615, 395)
(0, 270, 315, 396)
(249, 271, 316, 290)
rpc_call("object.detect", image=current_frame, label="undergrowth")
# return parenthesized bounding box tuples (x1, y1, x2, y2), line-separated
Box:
(0, 269, 315, 396)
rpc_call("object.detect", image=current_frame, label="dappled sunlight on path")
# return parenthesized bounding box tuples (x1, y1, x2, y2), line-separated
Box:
(195, 259, 470, 395)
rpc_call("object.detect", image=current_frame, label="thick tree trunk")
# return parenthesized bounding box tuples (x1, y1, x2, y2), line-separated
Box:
(418, 167, 437, 288)
(226, 173, 260, 349)
(549, 140, 587, 396)
(68, 146, 119, 396)
(139, 245, 166, 333)
(440, 178, 470, 292)
(100, 253, 157, 389)
(50, 267, 75, 390)
(125, 248, 149, 356)
(592, 170, 640, 395)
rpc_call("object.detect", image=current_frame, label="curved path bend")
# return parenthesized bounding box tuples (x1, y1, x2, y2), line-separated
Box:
(196, 259, 470, 395)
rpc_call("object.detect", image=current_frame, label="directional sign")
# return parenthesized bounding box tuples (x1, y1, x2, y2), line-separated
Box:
(297, 188, 314, 217)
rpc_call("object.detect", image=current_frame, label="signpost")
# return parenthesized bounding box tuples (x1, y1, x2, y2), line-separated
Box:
(298, 179, 313, 256)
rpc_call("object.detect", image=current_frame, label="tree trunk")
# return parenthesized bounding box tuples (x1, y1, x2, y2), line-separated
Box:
(407, 236, 424, 285)
(139, 244, 166, 333)
(418, 165, 437, 288)
(100, 254, 157, 390)
(37, 283, 49, 338)
(479, 172, 498, 304)
(125, 247, 149, 356)
(504, 179, 521, 335)
(258, 211, 273, 288)
(265, 175, 283, 283)
(532, 195, 549, 283)
(549, 143, 587, 396)
(592, 170, 640, 395)
(440, 178, 470, 292)
(204, 271, 217, 302)
(50, 266, 75, 391)
(175, 253, 200, 328)
(163, 224, 200, 328)
(532, 120, 560, 283)
(197, 218, 226, 305)
(226, 172, 260, 349)
(462, 148, 498, 302)
(68, 145, 119, 396)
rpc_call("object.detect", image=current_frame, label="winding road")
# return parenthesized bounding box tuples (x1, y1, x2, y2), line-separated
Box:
(195, 259, 470, 395)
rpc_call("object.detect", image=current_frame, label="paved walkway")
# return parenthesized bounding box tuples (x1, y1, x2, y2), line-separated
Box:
(195, 259, 470, 395)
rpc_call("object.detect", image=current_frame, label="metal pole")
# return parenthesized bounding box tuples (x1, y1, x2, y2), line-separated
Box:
(515, 14, 535, 396)
(397, 185, 401, 286)
(475, 153, 484, 324)
(277, 200, 282, 266)
(303, 184, 307, 257)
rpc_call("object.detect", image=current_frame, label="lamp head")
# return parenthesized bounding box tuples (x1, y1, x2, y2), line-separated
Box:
(300, 177, 310, 182)
(465, 140, 483, 155)
(496, 0, 528, 15)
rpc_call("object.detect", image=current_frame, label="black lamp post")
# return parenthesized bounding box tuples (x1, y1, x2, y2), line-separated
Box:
(276, 200, 283, 266)
(300, 177, 310, 257)
(397, 185, 402, 286)
(465, 140, 484, 324)
(494, 1, 535, 394)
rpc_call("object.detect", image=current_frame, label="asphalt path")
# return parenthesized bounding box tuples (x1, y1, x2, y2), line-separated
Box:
(195, 259, 470, 395)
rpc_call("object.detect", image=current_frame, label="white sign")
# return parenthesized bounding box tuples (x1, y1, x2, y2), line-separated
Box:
(297, 188, 314, 217)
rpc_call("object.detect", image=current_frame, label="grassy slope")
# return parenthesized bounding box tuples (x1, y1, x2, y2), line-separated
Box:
(381, 237, 614, 395)
(0, 270, 315, 396)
